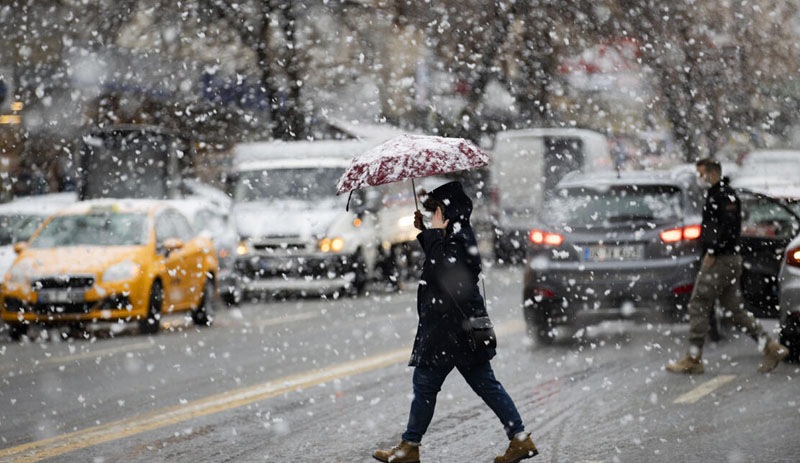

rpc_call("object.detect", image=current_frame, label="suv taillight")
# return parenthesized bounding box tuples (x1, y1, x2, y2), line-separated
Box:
(529, 229, 564, 246)
(660, 224, 701, 244)
(786, 247, 800, 268)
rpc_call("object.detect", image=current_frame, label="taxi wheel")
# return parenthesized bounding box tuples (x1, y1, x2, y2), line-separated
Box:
(192, 279, 216, 327)
(140, 281, 163, 335)
(8, 323, 29, 341)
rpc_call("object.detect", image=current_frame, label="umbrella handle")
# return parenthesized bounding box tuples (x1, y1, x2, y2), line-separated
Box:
(411, 178, 419, 210)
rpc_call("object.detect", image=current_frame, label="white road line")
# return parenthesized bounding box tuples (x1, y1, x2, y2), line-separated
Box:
(673, 375, 737, 404)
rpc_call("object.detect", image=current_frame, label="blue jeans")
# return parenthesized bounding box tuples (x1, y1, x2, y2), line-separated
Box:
(402, 361, 524, 443)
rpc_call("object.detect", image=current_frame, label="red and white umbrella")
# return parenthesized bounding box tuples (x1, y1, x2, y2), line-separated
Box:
(336, 134, 489, 209)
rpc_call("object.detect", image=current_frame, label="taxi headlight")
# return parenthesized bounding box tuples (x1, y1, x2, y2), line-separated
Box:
(103, 260, 141, 283)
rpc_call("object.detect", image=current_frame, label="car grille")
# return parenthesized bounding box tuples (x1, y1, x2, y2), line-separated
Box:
(33, 276, 95, 290)
(33, 302, 95, 314)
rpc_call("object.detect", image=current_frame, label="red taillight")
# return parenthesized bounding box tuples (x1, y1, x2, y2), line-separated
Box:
(786, 247, 800, 267)
(660, 225, 702, 244)
(533, 287, 556, 298)
(529, 229, 564, 246)
(672, 284, 695, 295)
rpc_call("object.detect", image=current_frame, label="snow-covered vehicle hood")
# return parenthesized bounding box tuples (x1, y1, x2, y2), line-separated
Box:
(234, 200, 344, 239)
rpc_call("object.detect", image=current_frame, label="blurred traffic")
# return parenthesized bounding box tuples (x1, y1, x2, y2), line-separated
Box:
(1, 121, 799, 368)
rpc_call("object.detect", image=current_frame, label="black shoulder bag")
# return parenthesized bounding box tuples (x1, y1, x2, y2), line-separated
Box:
(443, 278, 497, 352)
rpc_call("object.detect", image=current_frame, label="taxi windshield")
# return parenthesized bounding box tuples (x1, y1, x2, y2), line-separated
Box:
(30, 213, 149, 248)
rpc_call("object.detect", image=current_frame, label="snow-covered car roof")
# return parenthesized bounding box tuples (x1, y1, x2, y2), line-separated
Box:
(167, 197, 226, 219)
(0, 192, 78, 216)
(236, 157, 350, 173)
(557, 170, 694, 189)
(57, 198, 174, 216)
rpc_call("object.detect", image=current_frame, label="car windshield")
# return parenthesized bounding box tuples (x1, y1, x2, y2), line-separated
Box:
(542, 184, 683, 227)
(30, 213, 149, 248)
(234, 167, 345, 202)
(0, 215, 46, 245)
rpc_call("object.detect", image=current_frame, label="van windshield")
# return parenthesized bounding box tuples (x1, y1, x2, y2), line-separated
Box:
(234, 167, 345, 202)
(541, 184, 683, 227)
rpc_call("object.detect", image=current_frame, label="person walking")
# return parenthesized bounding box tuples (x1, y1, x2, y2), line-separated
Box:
(373, 181, 538, 463)
(666, 158, 789, 375)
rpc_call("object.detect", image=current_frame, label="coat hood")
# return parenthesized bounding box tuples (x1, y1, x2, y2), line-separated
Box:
(425, 181, 473, 225)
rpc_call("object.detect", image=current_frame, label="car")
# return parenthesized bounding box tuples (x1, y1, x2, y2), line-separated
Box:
(521, 170, 800, 344)
(486, 128, 614, 263)
(778, 234, 800, 362)
(0, 192, 78, 281)
(168, 197, 241, 305)
(0, 199, 219, 340)
(231, 155, 382, 298)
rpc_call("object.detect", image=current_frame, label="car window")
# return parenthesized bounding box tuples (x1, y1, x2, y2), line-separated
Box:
(169, 210, 195, 241)
(0, 214, 45, 245)
(740, 195, 800, 240)
(155, 212, 178, 244)
(542, 184, 683, 227)
(31, 213, 148, 248)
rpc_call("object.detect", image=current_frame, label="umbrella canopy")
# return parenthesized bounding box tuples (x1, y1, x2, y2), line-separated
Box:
(336, 134, 490, 198)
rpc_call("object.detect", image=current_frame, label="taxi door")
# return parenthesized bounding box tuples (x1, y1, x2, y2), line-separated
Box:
(155, 211, 197, 312)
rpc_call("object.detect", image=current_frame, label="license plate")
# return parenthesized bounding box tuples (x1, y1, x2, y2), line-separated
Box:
(584, 244, 644, 262)
(38, 289, 86, 304)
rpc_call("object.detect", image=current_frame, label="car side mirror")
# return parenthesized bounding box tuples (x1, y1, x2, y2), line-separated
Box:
(162, 238, 184, 255)
(13, 242, 28, 254)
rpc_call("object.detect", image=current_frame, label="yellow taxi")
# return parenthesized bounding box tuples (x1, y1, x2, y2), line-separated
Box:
(1, 200, 219, 339)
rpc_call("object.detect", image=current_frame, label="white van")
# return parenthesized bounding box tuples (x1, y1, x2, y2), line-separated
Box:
(487, 128, 613, 262)
(230, 129, 416, 297)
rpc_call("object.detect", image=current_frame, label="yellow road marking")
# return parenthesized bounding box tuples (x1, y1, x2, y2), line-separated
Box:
(0, 319, 524, 461)
(673, 375, 737, 404)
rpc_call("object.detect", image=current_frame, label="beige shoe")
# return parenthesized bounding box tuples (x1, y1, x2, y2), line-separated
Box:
(373, 440, 420, 463)
(759, 340, 789, 373)
(665, 354, 704, 374)
(495, 432, 538, 463)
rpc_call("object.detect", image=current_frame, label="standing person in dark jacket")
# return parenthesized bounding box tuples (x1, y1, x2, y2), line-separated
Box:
(373, 181, 538, 463)
(666, 158, 789, 374)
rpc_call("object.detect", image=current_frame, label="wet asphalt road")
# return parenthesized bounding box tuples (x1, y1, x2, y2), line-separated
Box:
(0, 265, 798, 463)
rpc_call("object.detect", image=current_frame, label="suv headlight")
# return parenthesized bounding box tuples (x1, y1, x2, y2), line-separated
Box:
(237, 240, 250, 256)
(103, 260, 141, 283)
(318, 237, 345, 253)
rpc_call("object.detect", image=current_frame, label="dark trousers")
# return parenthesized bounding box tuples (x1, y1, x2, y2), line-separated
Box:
(402, 361, 524, 443)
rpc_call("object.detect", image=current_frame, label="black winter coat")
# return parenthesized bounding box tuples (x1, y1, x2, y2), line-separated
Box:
(408, 181, 496, 367)
(701, 177, 741, 256)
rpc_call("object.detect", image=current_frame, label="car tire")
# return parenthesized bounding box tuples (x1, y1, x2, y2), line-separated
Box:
(389, 243, 414, 290)
(139, 280, 163, 335)
(524, 304, 555, 345)
(346, 251, 367, 297)
(8, 323, 29, 341)
(192, 278, 216, 327)
(780, 321, 800, 363)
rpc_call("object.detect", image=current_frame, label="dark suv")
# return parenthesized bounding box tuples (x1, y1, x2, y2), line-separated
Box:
(523, 169, 800, 344)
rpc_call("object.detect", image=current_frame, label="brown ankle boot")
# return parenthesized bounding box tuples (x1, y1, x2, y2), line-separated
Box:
(665, 354, 704, 374)
(759, 339, 789, 373)
(373, 440, 420, 463)
(495, 432, 538, 463)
